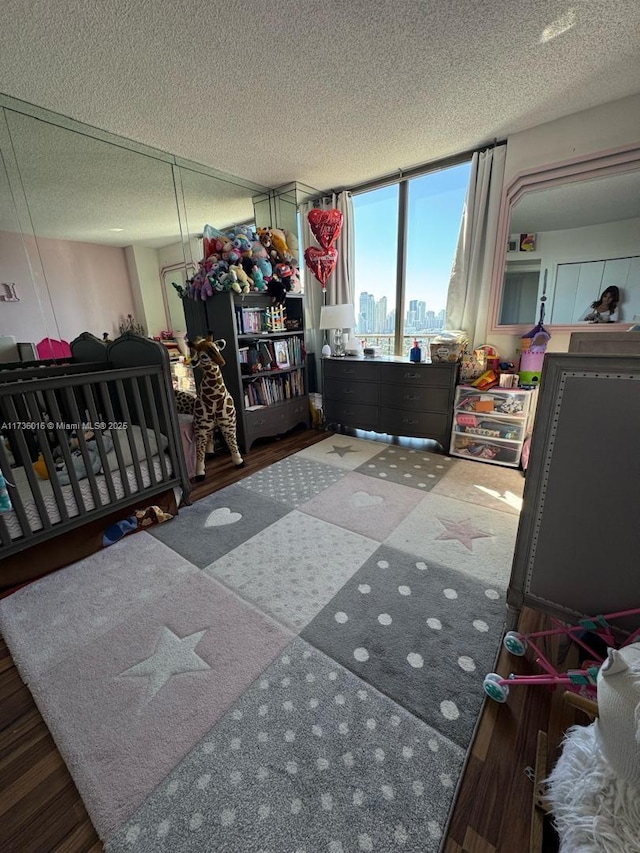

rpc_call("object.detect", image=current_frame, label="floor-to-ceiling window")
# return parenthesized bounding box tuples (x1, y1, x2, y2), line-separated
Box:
(352, 184, 399, 356)
(353, 160, 471, 356)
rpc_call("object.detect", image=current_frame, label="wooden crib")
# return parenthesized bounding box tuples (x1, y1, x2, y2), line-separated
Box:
(0, 333, 191, 588)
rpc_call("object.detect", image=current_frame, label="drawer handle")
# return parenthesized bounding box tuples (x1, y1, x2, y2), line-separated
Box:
(343, 369, 355, 375)
(404, 394, 419, 401)
(255, 419, 266, 426)
(342, 389, 354, 395)
(344, 409, 353, 415)
(402, 418, 418, 425)
(404, 372, 420, 380)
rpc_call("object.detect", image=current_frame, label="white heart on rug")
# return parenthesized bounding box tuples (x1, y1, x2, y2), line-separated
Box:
(351, 491, 384, 508)
(204, 507, 242, 527)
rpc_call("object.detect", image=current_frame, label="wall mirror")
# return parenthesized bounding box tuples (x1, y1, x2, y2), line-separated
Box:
(0, 95, 270, 348)
(489, 144, 640, 333)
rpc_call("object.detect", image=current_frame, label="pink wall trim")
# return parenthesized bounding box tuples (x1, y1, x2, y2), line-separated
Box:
(488, 142, 640, 335)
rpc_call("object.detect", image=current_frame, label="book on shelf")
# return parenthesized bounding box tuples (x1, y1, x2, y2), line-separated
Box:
(240, 307, 264, 334)
(258, 341, 274, 370)
(244, 367, 305, 408)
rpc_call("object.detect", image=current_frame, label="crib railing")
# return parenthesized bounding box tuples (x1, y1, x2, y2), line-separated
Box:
(0, 363, 190, 557)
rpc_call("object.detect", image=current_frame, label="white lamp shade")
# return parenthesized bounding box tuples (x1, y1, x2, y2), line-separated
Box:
(319, 304, 356, 330)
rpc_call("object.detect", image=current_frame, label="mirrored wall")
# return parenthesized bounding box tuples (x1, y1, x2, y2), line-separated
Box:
(0, 95, 269, 360)
(491, 144, 640, 331)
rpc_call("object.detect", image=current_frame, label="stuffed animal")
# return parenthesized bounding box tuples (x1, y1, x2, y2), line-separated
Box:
(267, 273, 290, 306)
(257, 228, 282, 265)
(41, 431, 114, 485)
(284, 229, 299, 263)
(0, 470, 11, 513)
(273, 262, 295, 294)
(270, 227, 293, 263)
(232, 234, 252, 255)
(229, 263, 252, 293)
(216, 268, 241, 293)
(251, 266, 267, 291)
(188, 336, 243, 479)
(595, 642, 640, 788)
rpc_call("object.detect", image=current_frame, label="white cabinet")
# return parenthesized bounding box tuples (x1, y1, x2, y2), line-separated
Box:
(449, 386, 538, 468)
(550, 255, 640, 323)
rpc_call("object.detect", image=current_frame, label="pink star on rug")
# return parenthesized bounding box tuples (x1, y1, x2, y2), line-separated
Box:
(435, 517, 493, 551)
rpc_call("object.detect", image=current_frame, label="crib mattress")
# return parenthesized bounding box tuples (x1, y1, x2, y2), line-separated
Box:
(1, 457, 168, 540)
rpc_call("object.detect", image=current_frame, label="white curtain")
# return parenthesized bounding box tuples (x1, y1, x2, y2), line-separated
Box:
(301, 192, 355, 364)
(445, 144, 507, 347)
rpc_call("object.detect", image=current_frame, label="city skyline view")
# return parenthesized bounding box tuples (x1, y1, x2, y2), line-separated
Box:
(352, 161, 471, 339)
(356, 292, 446, 335)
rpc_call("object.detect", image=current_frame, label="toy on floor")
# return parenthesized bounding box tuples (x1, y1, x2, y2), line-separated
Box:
(483, 607, 640, 704)
(103, 504, 175, 547)
(187, 335, 244, 480)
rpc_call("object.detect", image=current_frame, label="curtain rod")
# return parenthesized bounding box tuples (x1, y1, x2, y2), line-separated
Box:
(308, 139, 506, 201)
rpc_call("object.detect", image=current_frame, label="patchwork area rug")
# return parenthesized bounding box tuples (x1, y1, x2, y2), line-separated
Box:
(0, 434, 525, 852)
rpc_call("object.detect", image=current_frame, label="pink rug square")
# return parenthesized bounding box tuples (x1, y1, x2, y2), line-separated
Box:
(298, 471, 424, 540)
(26, 571, 292, 838)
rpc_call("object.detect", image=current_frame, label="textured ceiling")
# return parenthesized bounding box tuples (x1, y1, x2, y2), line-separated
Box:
(1, 0, 640, 194)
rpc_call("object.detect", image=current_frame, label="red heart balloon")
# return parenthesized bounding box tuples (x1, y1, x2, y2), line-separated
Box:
(304, 246, 338, 287)
(308, 208, 343, 250)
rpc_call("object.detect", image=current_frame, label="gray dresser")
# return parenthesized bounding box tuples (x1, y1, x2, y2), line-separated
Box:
(322, 357, 458, 449)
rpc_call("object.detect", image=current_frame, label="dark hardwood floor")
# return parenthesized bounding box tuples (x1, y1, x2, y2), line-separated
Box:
(0, 426, 585, 852)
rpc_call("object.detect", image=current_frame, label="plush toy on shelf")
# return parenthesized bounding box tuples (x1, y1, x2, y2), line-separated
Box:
(187, 222, 300, 301)
(229, 263, 252, 293)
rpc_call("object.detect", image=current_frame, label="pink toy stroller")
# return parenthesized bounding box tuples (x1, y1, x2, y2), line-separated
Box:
(483, 607, 640, 704)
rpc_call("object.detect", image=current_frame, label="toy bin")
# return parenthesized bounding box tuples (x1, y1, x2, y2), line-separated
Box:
(429, 330, 469, 363)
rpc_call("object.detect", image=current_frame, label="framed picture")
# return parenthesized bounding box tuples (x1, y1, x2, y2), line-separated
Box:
(273, 339, 290, 369)
(519, 233, 536, 252)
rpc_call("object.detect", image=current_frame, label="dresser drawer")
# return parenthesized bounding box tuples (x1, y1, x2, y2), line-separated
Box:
(324, 379, 379, 405)
(323, 360, 380, 382)
(381, 383, 451, 413)
(378, 363, 456, 388)
(324, 400, 379, 431)
(245, 398, 309, 449)
(380, 409, 449, 439)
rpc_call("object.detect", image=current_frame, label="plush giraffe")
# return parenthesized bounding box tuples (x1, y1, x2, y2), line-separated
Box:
(187, 336, 243, 479)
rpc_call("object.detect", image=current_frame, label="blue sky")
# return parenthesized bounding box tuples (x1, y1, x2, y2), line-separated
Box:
(353, 161, 471, 314)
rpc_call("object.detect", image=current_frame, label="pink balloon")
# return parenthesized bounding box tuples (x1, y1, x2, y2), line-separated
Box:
(304, 246, 338, 287)
(308, 209, 343, 250)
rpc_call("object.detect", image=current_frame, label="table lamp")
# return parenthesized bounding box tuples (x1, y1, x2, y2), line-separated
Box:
(319, 304, 356, 357)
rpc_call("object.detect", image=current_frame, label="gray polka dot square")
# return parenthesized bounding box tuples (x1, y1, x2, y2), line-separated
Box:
(150, 483, 291, 568)
(302, 545, 505, 749)
(105, 638, 465, 853)
(237, 456, 348, 507)
(355, 447, 457, 491)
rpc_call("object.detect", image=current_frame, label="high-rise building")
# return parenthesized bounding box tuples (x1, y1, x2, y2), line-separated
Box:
(358, 292, 376, 333)
(376, 296, 388, 333)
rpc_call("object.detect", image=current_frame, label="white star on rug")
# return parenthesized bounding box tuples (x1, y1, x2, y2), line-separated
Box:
(326, 444, 358, 458)
(435, 517, 493, 551)
(120, 627, 211, 699)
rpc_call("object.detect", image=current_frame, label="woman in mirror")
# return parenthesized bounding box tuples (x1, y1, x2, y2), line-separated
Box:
(582, 285, 620, 323)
